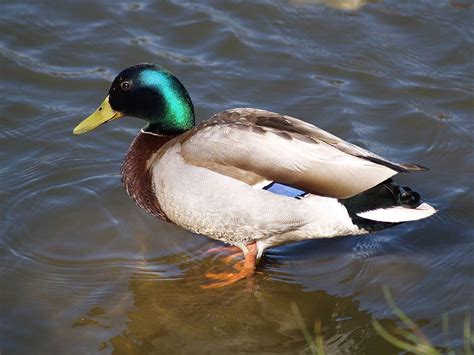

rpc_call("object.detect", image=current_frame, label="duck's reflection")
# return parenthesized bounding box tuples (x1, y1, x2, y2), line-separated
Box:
(75, 247, 405, 354)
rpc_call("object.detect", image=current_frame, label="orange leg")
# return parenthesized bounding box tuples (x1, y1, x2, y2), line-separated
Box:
(201, 242, 257, 289)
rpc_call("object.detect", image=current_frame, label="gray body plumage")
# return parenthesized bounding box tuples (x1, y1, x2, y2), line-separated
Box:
(132, 108, 436, 258)
(152, 142, 364, 258)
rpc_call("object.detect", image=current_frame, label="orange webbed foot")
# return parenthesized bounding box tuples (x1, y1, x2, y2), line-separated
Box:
(201, 242, 257, 289)
(206, 245, 243, 263)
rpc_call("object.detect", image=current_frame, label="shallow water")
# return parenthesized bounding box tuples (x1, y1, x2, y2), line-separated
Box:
(1, 0, 473, 354)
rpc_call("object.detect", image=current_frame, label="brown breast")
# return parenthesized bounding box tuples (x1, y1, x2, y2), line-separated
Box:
(121, 131, 175, 221)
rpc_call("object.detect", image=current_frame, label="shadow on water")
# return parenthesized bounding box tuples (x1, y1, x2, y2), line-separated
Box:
(71, 227, 472, 354)
(73, 251, 404, 354)
(69, 230, 469, 354)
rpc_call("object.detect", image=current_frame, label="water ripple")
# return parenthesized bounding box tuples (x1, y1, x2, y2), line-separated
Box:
(0, 1, 472, 353)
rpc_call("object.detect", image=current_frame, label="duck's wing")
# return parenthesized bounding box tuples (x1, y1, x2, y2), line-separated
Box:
(180, 108, 427, 199)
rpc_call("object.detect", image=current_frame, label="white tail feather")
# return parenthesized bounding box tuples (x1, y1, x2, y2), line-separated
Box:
(356, 202, 437, 223)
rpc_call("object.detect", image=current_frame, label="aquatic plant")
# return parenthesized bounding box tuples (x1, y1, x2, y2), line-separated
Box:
(290, 302, 325, 355)
(291, 286, 473, 354)
(372, 286, 473, 355)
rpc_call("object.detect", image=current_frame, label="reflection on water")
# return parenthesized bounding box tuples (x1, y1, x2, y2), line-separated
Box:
(0, 0, 473, 353)
(74, 254, 403, 354)
(290, 0, 371, 11)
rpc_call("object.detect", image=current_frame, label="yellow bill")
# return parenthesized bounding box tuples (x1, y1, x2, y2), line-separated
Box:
(73, 95, 124, 135)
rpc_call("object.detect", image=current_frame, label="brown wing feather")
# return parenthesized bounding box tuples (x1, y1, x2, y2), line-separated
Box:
(180, 108, 427, 198)
(207, 109, 427, 172)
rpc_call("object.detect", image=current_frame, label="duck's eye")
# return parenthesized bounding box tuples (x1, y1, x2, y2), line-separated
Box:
(121, 81, 131, 91)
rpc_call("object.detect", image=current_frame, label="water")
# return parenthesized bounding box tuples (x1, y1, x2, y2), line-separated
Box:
(1, 1, 473, 353)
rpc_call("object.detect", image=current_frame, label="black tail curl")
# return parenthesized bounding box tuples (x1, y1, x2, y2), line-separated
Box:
(386, 184, 421, 208)
(339, 178, 423, 232)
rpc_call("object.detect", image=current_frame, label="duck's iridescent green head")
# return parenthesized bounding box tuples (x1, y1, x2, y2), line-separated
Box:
(73, 64, 195, 135)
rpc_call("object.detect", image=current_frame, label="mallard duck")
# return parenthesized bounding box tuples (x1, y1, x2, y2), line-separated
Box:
(73, 63, 436, 287)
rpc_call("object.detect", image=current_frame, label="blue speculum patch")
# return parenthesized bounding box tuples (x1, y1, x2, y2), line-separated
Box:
(264, 182, 307, 198)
